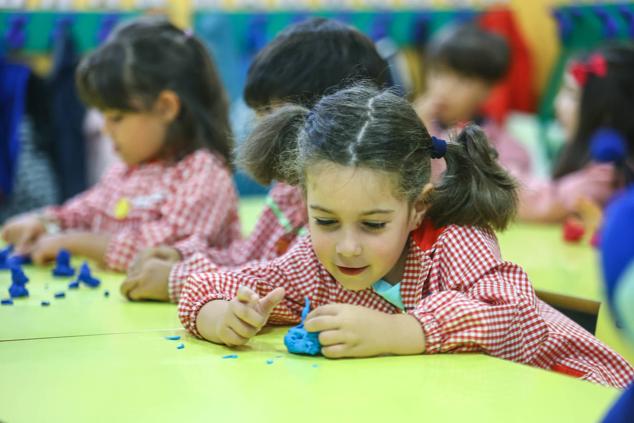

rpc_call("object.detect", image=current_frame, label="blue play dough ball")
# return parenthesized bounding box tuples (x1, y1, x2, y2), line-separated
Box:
(284, 297, 322, 356)
(284, 325, 321, 356)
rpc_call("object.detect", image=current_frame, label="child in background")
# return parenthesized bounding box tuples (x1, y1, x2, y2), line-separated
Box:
(180, 84, 633, 389)
(121, 17, 392, 301)
(0, 17, 241, 271)
(519, 43, 634, 222)
(413, 24, 532, 181)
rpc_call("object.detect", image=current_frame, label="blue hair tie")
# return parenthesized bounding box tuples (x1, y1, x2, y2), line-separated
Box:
(430, 136, 447, 159)
(590, 128, 627, 163)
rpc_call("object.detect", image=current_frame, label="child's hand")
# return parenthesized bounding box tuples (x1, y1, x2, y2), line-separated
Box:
(128, 246, 181, 277)
(201, 286, 285, 346)
(30, 234, 69, 265)
(304, 304, 425, 358)
(1, 215, 46, 255)
(120, 258, 172, 301)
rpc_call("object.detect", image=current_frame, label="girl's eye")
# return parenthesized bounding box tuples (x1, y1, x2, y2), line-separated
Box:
(314, 218, 337, 226)
(363, 221, 387, 230)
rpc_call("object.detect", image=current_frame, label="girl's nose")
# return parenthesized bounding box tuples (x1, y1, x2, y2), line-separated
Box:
(335, 233, 362, 257)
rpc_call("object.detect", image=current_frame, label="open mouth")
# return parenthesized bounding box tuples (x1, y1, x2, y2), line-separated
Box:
(337, 266, 368, 276)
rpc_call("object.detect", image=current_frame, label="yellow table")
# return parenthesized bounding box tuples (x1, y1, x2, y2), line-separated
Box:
(0, 264, 180, 341)
(498, 223, 634, 364)
(0, 328, 620, 423)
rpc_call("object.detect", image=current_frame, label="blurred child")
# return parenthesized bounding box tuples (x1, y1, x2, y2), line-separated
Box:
(519, 43, 634, 222)
(414, 23, 532, 181)
(1, 17, 240, 271)
(179, 84, 633, 389)
(120, 18, 392, 301)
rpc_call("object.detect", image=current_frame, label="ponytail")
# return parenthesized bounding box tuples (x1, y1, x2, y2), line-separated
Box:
(235, 105, 309, 185)
(426, 124, 518, 231)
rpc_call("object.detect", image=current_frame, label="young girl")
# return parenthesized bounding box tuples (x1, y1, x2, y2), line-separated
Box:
(0, 17, 241, 272)
(518, 43, 634, 222)
(120, 17, 392, 301)
(179, 84, 633, 389)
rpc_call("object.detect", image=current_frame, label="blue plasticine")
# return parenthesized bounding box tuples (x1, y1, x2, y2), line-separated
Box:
(10, 265, 28, 286)
(176, 343, 185, 349)
(284, 297, 322, 356)
(0, 245, 14, 269)
(41, 301, 50, 306)
(68, 280, 80, 289)
(78, 262, 101, 288)
(6, 254, 31, 267)
(311, 364, 319, 368)
(165, 335, 181, 341)
(266, 359, 274, 365)
(222, 354, 238, 359)
(104, 290, 110, 297)
(52, 249, 75, 277)
(8, 285, 29, 298)
(54, 292, 66, 298)
(1, 298, 14, 305)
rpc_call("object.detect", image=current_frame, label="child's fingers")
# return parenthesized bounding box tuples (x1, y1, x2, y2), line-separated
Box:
(228, 316, 259, 339)
(219, 325, 250, 346)
(258, 287, 285, 316)
(306, 303, 340, 320)
(317, 329, 346, 346)
(304, 315, 339, 333)
(321, 344, 348, 359)
(120, 278, 139, 300)
(230, 301, 267, 328)
(236, 285, 259, 305)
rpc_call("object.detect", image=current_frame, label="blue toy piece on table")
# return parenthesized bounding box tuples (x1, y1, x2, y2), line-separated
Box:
(78, 262, 100, 288)
(284, 297, 321, 356)
(52, 249, 75, 277)
(0, 245, 14, 269)
(8, 265, 29, 298)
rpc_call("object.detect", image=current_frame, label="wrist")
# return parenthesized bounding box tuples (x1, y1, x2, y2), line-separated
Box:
(386, 313, 426, 355)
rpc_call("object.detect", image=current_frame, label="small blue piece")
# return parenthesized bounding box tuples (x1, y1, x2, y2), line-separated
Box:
(68, 280, 80, 289)
(0, 245, 14, 269)
(52, 249, 75, 277)
(78, 262, 100, 288)
(8, 266, 29, 298)
(6, 254, 31, 267)
(222, 354, 238, 359)
(1, 298, 14, 305)
(104, 290, 110, 297)
(311, 364, 319, 368)
(266, 359, 274, 365)
(176, 343, 185, 349)
(165, 335, 181, 341)
(284, 297, 321, 356)
(41, 301, 50, 307)
(54, 291, 66, 298)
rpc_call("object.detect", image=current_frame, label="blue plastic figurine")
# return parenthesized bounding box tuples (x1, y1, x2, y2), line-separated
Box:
(8, 265, 29, 298)
(78, 262, 100, 288)
(52, 249, 75, 277)
(0, 245, 14, 270)
(284, 297, 321, 356)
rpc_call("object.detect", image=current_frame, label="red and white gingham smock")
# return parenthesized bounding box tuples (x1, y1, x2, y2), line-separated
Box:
(168, 182, 306, 302)
(178, 219, 634, 389)
(44, 149, 241, 271)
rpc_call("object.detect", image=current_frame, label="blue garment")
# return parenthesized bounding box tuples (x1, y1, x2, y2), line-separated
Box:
(47, 25, 87, 201)
(372, 279, 404, 310)
(0, 58, 30, 201)
(603, 383, 634, 423)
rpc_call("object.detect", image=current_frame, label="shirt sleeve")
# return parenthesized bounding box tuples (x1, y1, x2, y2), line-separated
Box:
(178, 238, 318, 338)
(409, 226, 549, 363)
(42, 166, 123, 230)
(517, 163, 616, 223)
(104, 157, 239, 271)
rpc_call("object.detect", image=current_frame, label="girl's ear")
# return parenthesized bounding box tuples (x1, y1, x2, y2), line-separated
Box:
(154, 90, 181, 123)
(408, 183, 434, 230)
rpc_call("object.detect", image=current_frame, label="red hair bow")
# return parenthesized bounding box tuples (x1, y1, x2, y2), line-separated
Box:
(569, 54, 608, 86)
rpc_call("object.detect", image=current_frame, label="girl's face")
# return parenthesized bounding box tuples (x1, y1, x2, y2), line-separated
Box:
(555, 72, 581, 143)
(306, 163, 425, 291)
(102, 108, 167, 166)
(102, 92, 179, 165)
